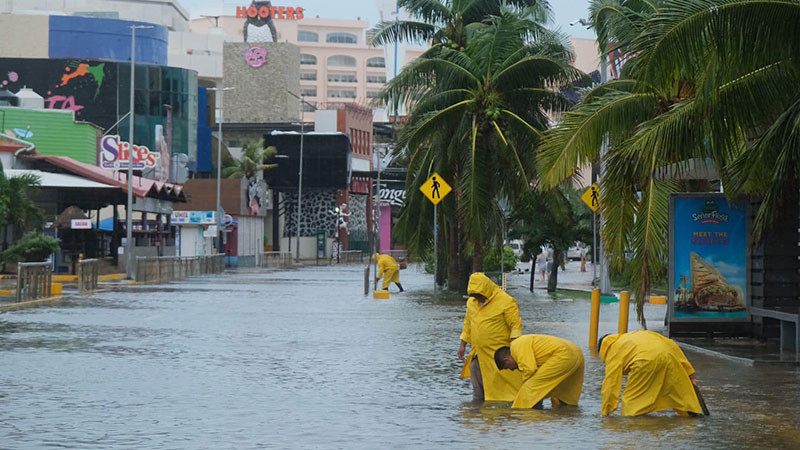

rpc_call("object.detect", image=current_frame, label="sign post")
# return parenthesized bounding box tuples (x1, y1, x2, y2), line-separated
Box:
(420, 173, 452, 291)
(581, 184, 600, 287)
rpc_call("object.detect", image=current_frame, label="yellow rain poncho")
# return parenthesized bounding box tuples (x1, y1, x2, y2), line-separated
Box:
(460, 273, 523, 401)
(374, 253, 399, 290)
(509, 334, 584, 408)
(600, 330, 703, 416)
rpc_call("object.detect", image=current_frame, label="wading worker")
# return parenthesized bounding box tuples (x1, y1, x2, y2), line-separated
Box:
(373, 253, 404, 292)
(458, 273, 523, 402)
(599, 331, 704, 416)
(494, 334, 584, 409)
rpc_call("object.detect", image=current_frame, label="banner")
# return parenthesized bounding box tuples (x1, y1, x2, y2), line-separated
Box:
(669, 195, 748, 322)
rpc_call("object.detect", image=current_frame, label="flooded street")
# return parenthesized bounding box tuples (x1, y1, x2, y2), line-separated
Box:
(1, 266, 798, 448)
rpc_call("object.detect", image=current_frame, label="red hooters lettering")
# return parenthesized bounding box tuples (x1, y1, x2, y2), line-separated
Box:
(277, 6, 286, 19)
(236, 6, 248, 18)
(236, 5, 305, 20)
(295, 7, 304, 20)
(286, 7, 295, 18)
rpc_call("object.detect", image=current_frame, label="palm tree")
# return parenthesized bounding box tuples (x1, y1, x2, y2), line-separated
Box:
(369, 0, 551, 50)
(536, 0, 800, 324)
(0, 159, 44, 248)
(385, 11, 580, 288)
(222, 139, 278, 179)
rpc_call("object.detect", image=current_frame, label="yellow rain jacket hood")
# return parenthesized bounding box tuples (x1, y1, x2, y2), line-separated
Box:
(374, 253, 399, 289)
(508, 335, 584, 408)
(460, 273, 523, 401)
(600, 331, 703, 416)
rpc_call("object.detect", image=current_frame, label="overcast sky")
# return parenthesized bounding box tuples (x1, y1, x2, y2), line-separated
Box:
(182, 0, 596, 39)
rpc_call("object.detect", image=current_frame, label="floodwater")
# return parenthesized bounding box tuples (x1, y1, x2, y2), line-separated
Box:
(1, 265, 798, 449)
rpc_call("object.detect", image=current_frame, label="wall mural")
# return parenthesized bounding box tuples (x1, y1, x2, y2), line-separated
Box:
(243, 46, 268, 68)
(283, 191, 338, 238)
(348, 194, 367, 233)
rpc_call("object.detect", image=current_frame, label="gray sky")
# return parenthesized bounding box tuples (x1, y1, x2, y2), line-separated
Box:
(182, 0, 596, 39)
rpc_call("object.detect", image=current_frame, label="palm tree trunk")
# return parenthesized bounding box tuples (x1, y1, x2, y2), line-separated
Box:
(547, 248, 562, 293)
(447, 220, 460, 290)
(472, 241, 485, 272)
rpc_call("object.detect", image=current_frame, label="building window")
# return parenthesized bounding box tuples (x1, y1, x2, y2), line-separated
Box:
(326, 32, 357, 44)
(328, 73, 357, 83)
(327, 55, 357, 67)
(300, 54, 317, 65)
(328, 89, 357, 99)
(367, 75, 387, 84)
(301, 87, 317, 97)
(366, 91, 381, 98)
(298, 30, 318, 42)
(300, 71, 317, 81)
(302, 102, 316, 112)
(366, 57, 385, 68)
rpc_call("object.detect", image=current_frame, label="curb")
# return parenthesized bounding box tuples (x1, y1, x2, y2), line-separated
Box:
(677, 341, 800, 367)
(0, 295, 63, 313)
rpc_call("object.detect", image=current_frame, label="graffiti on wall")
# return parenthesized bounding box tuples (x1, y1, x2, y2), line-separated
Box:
(243, 46, 268, 68)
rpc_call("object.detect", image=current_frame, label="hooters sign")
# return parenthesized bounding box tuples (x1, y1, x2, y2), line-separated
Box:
(236, 5, 305, 20)
(99, 135, 161, 170)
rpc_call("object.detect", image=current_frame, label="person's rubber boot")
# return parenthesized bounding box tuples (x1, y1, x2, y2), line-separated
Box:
(533, 401, 544, 410)
(396, 283, 404, 292)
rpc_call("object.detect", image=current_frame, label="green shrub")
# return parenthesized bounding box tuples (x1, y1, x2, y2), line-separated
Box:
(0, 232, 60, 263)
(484, 245, 517, 273)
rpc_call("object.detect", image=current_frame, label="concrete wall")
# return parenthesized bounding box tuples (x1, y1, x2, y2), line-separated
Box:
(222, 42, 300, 123)
(0, 15, 49, 58)
(169, 30, 224, 80)
(237, 215, 264, 257)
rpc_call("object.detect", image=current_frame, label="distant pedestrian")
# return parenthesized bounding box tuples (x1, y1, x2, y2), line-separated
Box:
(580, 251, 587, 272)
(536, 251, 547, 282)
(373, 253, 403, 292)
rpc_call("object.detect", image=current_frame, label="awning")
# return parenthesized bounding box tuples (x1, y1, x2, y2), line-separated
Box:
(20, 154, 187, 202)
(4, 169, 117, 189)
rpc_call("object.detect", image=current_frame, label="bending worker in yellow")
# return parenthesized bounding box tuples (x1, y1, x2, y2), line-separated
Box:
(494, 334, 584, 409)
(599, 330, 705, 416)
(458, 273, 523, 401)
(373, 253, 403, 292)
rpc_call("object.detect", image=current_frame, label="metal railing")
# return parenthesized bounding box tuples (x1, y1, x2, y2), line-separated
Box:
(135, 255, 225, 284)
(260, 252, 293, 268)
(78, 258, 99, 294)
(16, 262, 52, 302)
(339, 250, 364, 264)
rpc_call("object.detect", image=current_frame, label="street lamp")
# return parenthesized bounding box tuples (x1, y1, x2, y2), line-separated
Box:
(207, 85, 235, 255)
(284, 89, 317, 262)
(126, 24, 153, 280)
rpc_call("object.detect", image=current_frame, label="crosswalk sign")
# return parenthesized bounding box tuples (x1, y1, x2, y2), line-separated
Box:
(581, 184, 600, 212)
(420, 173, 452, 205)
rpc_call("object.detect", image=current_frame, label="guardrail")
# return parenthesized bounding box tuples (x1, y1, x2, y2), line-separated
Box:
(135, 255, 225, 284)
(78, 258, 99, 294)
(339, 250, 364, 264)
(260, 251, 293, 268)
(16, 262, 52, 302)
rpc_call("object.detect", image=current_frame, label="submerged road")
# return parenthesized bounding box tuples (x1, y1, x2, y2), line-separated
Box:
(1, 265, 798, 448)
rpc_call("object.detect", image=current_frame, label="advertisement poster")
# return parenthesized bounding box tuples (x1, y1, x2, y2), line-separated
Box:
(670, 195, 748, 321)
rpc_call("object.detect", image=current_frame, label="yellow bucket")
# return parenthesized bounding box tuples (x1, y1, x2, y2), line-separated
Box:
(649, 296, 667, 304)
(373, 290, 390, 299)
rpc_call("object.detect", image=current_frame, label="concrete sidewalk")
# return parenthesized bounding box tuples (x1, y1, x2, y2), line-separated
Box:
(508, 259, 596, 292)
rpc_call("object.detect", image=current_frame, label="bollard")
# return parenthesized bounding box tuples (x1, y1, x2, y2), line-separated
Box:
(589, 289, 601, 354)
(618, 291, 630, 334)
(364, 266, 370, 296)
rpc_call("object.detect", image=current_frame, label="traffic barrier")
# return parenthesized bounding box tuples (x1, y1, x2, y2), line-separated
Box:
(16, 262, 52, 302)
(339, 250, 363, 264)
(135, 255, 225, 284)
(51, 283, 63, 295)
(618, 291, 630, 334)
(589, 288, 600, 353)
(260, 251, 293, 268)
(78, 258, 99, 294)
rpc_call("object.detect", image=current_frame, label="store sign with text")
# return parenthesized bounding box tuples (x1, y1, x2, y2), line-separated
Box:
(99, 135, 161, 170)
(236, 5, 304, 20)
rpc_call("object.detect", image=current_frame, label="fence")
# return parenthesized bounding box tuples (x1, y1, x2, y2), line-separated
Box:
(260, 251, 293, 268)
(135, 255, 225, 284)
(339, 250, 364, 264)
(78, 258, 99, 294)
(16, 262, 52, 302)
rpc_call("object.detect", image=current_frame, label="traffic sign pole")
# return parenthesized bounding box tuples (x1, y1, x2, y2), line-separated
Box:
(433, 203, 437, 292)
(420, 172, 451, 292)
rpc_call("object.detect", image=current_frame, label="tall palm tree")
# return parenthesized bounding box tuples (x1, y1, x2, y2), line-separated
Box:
(369, 0, 551, 50)
(537, 0, 800, 324)
(385, 11, 580, 287)
(222, 139, 278, 179)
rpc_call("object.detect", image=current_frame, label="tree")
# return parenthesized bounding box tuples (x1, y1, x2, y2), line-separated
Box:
(536, 0, 800, 324)
(385, 10, 580, 290)
(222, 139, 278, 179)
(0, 231, 59, 264)
(0, 160, 44, 248)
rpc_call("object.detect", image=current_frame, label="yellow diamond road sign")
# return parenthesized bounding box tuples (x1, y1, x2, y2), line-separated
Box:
(581, 183, 600, 212)
(420, 172, 452, 205)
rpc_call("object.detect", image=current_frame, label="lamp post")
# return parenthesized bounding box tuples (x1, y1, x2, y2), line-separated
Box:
(126, 24, 153, 280)
(285, 89, 316, 262)
(207, 85, 235, 255)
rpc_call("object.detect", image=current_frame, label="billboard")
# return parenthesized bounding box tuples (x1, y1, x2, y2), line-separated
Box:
(171, 211, 215, 225)
(669, 194, 749, 322)
(263, 132, 352, 190)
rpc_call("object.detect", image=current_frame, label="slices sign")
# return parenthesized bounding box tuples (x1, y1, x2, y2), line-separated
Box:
(99, 135, 161, 170)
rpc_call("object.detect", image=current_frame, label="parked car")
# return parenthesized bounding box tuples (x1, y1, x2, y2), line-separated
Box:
(508, 240, 524, 259)
(567, 243, 588, 261)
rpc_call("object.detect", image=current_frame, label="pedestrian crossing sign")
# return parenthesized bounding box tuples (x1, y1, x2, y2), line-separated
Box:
(581, 183, 600, 212)
(420, 172, 451, 205)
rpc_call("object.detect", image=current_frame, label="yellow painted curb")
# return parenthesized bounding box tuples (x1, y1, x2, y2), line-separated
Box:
(52, 275, 78, 282)
(128, 281, 142, 285)
(649, 296, 667, 304)
(0, 289, 14, 295)
(0, 296, 62, 313)
(51, 283, 63, 295)
(99, 273, 126, 281)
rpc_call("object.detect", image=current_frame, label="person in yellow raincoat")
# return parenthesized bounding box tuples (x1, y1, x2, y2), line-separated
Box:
(458, 273, 523, 401)
(494, 334, 584, 409)
(373, 253, 403, 292)
(599, 330, 704, 416)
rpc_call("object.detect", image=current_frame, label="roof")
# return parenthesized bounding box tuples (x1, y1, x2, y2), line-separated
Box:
(4, 169, 117, 189)
(20, 154, 187, 202)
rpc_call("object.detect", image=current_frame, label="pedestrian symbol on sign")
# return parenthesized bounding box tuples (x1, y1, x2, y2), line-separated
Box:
(420, 173, 451, 205)
(581, 183, 600, 212)
(591, 185, 598, 207)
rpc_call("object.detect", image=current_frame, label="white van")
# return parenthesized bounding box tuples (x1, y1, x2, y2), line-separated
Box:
(508, 240, 524, 259)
